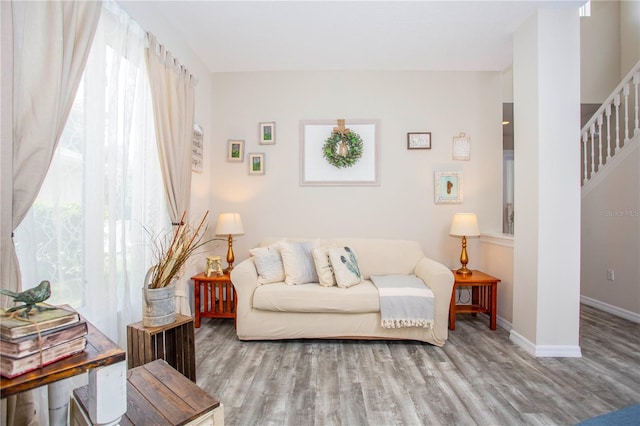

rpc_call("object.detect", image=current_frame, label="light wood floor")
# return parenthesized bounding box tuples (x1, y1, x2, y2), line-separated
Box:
(194, 305, 640, 425)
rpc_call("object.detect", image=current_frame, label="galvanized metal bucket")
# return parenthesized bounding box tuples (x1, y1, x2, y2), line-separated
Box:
(142, 267, 176, 327)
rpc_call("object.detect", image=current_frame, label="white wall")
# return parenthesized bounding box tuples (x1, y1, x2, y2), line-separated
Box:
(581, 139, 640, 317)
(581, 0, 621, 103)
(620, 0, 640, 78)
(480, 235, 515, 325)
(209, 71, 503, 268)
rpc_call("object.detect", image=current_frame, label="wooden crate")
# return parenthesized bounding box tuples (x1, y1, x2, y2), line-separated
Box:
(126, 314, 196, 382)
(71, 359, 224, 426)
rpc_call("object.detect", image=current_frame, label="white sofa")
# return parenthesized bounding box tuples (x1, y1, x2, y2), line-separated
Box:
(230, 238, 455, 346)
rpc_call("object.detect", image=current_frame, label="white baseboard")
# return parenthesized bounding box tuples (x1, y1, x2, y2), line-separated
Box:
(580, 296, 640, 324)
(509, 330, 582, 358)
(496, 315, 512, 331)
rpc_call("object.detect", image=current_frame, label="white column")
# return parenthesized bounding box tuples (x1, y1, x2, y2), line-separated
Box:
(511, 7, 582, 357)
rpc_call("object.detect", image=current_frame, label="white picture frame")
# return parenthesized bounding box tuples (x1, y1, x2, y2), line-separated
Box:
(434, 171, 463, 204)
(192, 123, 203, 173)
(259, 122, 276, 145)
(248, 153, 265, 175)
(227, 139, 244, 162)
(300, 119, 380, 186)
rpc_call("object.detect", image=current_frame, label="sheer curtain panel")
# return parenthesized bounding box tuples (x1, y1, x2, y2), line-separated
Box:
(14, 0, 169, 348)
(3, 2, 101, 425)
(146, 34, 197, 315)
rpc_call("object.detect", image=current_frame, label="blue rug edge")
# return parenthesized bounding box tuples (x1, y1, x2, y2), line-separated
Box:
(576, 403, 640, 425)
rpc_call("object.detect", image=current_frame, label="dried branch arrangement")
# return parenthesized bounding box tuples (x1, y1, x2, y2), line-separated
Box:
(147, 211, 210, 289)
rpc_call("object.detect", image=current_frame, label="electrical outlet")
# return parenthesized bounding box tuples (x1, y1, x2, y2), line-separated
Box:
(606, 268, 615, 281)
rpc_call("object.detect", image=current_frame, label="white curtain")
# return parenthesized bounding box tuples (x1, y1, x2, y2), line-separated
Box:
(2, 2, 101, 425)
(14, 0, 169, 347)
(145, 34, 197, 315)
(3, 0, 101, 307)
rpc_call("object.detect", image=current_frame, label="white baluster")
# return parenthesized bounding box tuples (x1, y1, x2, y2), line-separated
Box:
(582, 131, 588, 185)
(605, 104, 612, 159)
(614, 93, 621, 150)
(623, 83, 630, 143)
(633, 72, 639, 137)
(590, 123, 596, 175)
(597, 114, 604, 168)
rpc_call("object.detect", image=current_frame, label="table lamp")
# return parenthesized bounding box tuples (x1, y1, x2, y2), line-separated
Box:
(215, 213, 244, 272)
(449, 213, 480, 277)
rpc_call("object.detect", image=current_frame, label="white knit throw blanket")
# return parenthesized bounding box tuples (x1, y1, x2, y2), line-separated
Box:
(370, 275, 435, 329)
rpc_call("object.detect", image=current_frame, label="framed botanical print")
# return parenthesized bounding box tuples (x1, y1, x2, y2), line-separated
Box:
(227, 139, 244, 162)
(248, 153, 265, 175)
(259, 122, 275, 145)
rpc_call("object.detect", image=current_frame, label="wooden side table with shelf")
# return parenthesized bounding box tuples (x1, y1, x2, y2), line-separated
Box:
(191, 272, 237, 328)
(126, 314, 196, 382)
(449, 270, 500, 330)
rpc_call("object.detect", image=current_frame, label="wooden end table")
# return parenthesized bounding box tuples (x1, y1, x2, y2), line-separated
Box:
(191, 272, 237, 328)
(126, 314, 196, 382)
(449, 270, 500, 330)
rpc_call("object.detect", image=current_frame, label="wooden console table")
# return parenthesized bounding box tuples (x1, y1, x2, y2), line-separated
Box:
(449, 270, 500, 330)
(126, 314, 196, 382)
(191, 272, 237, 328)
(1, 317, 127, 425)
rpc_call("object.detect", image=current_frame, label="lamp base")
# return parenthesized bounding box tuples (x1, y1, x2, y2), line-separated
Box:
(455, 266, 473, 277)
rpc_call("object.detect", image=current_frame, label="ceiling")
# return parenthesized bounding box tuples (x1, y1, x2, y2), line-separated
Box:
(120, 1, 584, 73)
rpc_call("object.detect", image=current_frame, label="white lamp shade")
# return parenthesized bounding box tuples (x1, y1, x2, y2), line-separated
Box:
(449, 213, 480, 237)
(215, 213, 244, 235)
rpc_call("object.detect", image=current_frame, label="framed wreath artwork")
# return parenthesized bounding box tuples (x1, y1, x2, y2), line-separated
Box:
(434, 171, 463, 204)
(300, 119, 380, 186)
(227, 139, 244, 162)
(259, 122, 275, 145)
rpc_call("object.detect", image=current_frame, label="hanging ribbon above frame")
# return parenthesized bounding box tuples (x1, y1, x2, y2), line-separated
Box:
(322, 119, 364, 168)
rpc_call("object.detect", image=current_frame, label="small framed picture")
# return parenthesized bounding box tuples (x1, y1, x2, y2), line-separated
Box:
(248, 153, 265, 175)
(407, 132, 431, 149)
(192, 123, 203, 173)
(227, 140, 244, 162)
(259, 122, 276, 145)
(434, 171, 463, 204)
(452, 132, 471, 160)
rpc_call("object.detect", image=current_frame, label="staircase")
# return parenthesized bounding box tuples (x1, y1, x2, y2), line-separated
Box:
(581, 60, 640, 192)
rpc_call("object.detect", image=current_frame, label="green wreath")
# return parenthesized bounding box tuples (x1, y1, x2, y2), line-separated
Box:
(322, 130, 364, 168)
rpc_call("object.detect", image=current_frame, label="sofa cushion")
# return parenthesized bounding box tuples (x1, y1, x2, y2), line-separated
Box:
(260, 238, 424, 279)
(279, 240, 319, 285)
(329, 246, 362, 288)
(252, 280, 379, 313)
(312, 246, 337, 287)
(250, 243, 285, 285)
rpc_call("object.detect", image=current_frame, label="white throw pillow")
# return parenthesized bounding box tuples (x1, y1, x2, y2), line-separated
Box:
(312, 246, 336, 287)
(250, 244, 285, 285)
(279, 240, 319, 285)
(328, 246, 362, 288)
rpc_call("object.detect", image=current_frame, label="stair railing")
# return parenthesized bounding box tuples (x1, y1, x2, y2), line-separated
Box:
(582, 60, 640, 185)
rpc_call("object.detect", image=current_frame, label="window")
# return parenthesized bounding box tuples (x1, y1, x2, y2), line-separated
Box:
(14, 1, 169, 346)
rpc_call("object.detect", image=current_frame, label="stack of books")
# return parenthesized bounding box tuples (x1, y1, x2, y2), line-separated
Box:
(0, 305, 87, 378)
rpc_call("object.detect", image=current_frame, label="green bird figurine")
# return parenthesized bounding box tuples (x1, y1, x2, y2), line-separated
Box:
(0, 280, 53, 318)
